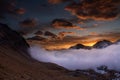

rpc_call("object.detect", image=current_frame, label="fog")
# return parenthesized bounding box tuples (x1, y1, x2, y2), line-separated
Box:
(29, 43, 120, 70)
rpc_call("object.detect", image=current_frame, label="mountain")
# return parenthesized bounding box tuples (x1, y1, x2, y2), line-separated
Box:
(0, 23, 30, 58)
(69, 40, 113, 50)
(93, 40, 112, 49)
(27, 36, 47, 41)
(70, 44, 91, 49)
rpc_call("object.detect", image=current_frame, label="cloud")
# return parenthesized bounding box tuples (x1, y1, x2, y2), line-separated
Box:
(44, 31, 58, 39)
(65, 0, 120, 20)
(34, 31, 43, 35)
(51, 19, 85, 30)
(0, 0, 16, 18)
(48, 0, 72, 4)
(29, 43, 120, 71)
(27, 36, 48, 42)
(20, 18, 38, 27)
(17, 30, 28, 35)
(58, 31, 76, 40)
(14, 8, 26, 15)
(89, 32, 98, 36)
(35, 32, 120, 50)
(0, 0, 26, 18)
(86, 32, 120, 41)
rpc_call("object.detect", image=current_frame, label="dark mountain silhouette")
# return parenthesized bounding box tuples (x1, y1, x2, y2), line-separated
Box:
(69, 40, 114, 49)
(93, 40, 112, 49)
(70, 44, 91, 49)
(27, 36, 47, 41)
(0, 23, 30, 58)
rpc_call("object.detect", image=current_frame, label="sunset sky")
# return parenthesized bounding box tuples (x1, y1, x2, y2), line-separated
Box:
(0, 0, 120, 49)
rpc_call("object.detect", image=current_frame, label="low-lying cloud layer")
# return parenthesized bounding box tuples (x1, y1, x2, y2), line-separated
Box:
(29, 43, 120, 71)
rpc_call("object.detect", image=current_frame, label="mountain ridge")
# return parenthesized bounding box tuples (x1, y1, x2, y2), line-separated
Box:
(70, 39, 119, 49)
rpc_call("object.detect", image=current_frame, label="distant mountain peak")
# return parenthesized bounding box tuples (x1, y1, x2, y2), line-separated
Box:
(93, 40, 112, 49)
(69, 40, 114, 50)
(70, 44, 91, 49)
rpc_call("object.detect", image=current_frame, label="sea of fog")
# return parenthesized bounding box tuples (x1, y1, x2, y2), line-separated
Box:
(29, 43, 120, 70)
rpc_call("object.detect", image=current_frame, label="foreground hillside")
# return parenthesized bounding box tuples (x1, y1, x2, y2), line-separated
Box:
(0, 23, 120, 80)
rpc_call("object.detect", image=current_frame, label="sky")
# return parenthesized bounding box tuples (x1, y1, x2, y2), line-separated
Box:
(0, 0, 120, 49)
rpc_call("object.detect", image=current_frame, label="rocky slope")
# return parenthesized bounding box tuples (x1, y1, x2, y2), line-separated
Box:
(93, 40, 112, 49)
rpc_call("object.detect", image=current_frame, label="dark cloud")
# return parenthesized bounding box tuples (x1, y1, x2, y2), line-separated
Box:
(18, 30, 28, 35)
(27, 36, 48, 41)
(20, 18, 38, 27)
(0, 0, 26, 18)
(34, 31, 43, 35)
(52, 19, 73, 27)
(17, 28, 35, 36)
(0, 0, 16, 18)
(14, 8, 26, 15)
(65, 0, 120, 20)
(58, 31, 76, 40)
(51, 19, 85, 30)
(48, 0, 72, 4)
(44, 31, 57, 39)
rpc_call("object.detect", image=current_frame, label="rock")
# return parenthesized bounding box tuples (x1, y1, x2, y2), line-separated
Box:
(27, 36, 47, 41)
(0, 23, 30, 57)
(34, 31, 43, 35)
(93, 40, 112, 49)
(69, 44, 91, 49)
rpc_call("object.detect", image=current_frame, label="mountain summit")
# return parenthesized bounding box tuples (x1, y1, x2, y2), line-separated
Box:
(70, 44, 91, 49)
(93, 40, 112, 49)
(69, 40, 113, 49)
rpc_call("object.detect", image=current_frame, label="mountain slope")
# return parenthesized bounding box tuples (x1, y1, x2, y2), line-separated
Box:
(93, 40, 112, 49)
(70, 44, 91, 49)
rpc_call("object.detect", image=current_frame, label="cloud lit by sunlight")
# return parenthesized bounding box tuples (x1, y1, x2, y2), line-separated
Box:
(29, 43, 120, 70)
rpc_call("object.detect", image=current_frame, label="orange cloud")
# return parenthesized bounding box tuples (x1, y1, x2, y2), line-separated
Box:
(48, 0, 72, 4)
(65, 0, 120, 20)
(20, 18, 38, 27)
(89, 32, 98, 36)
(52, 19, 85, 30)
(58, 31, 76, 40)
(15, 8, 26, 15)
